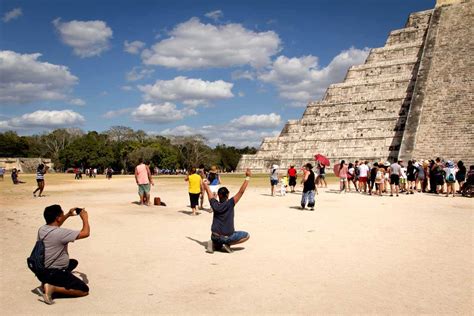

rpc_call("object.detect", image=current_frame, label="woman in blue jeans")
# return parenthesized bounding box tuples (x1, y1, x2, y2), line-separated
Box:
(301, 163, 317, 211)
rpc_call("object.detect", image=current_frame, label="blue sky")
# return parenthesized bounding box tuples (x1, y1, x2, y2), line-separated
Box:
(0, 0, 434, 147)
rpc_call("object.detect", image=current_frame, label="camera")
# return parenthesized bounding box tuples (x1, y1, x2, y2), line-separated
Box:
(74, 207, 83, 215)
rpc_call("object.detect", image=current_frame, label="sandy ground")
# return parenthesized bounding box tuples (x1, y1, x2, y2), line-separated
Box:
(0, 174, 472, 315)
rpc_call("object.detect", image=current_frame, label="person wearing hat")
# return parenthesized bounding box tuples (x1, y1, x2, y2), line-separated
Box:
(301, 163, 317, 210)
(207, 166, 222, 198)
(270, 164, 279, 196)
(444, 161, 457, 197)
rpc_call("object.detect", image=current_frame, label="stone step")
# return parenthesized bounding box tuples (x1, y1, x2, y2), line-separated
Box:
(385, 27, 428, 45)
(405, 9, 433, 28)
(366, 42, 424, 63)
(336, 73, 414, 87)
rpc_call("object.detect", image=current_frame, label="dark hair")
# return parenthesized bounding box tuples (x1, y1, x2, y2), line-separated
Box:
(340, 160, 345, 169)
(457, 160, 464, 167)
(43, 204, 63, 224)
(37, 164, 44, 172)
(217, 187, 230, 202)
(348, 162, 353, 168)
(138, 158, 144, 164)
(408, 160, 413, 167)
(305, 163, 313, 170)
(373, 162, 379, 167)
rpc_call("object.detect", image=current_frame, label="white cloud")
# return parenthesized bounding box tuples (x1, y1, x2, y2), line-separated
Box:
(124, 40, 145, 54)
(158, 124, 279, 147)
(2, 8, 22, 23)
(102, 107, 133, 119)
(53, 18, 113, 58)
(0, 50, 78, 104)
(0, 110, 85, 130)
(231, 70, 255, 81)
(69, 98, 85, 106)
(205, 10, 223, 21)
(230, 113, 281, 129)
(259, 47, 370, 103)
(138, 76, 234, 106)
(141, 18, 281, 69)
(126, 66, 154, 82)
(131, 102, 197, 123)
(121, 85, 133, 91)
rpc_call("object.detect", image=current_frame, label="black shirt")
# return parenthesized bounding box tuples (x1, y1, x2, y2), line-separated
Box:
(303, 170, 316, 192)
(210, 197, 235, 236)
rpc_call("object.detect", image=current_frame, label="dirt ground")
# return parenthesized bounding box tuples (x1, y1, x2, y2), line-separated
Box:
(0, 174, 472, 315)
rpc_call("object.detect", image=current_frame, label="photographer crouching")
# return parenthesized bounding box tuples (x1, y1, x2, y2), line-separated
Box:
(33, 204, 90, 305)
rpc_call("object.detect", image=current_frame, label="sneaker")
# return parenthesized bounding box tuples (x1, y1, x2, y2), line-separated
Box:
(222, 244, 233, 253)
(309, 207, 314, 211)
(206, 240, 214, 254)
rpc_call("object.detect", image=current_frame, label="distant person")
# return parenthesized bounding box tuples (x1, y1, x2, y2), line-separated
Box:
(358, 161, 370, 193)
(0, 167, 5, 180)
(270, 164, 279, 196)
(375, 163, 385, 196)
(347, 162, 358, 192)
(185, 168, 202, 216)
(406, 160, 417, 194)
(318, 163, 327, 188)
(287, 165, 297, 192)
(11, 168, 25, 184)
(444, 161, 456, 197)
(301, 163, 317, 210)
(338, 160, 349, 193)
(106, 167, 113, 180)
(33, 163, 49, 197)
(34, 204, 90, 305)
(400, 161, 407, 193)
(92, 168, 97, 178)
(207, 166, 222, 199)
(203, 169, 252, 253)
(368, 162, 378, 195)
(389, 159, 402, 197)
(135, 159, 154, 206)
(456, 161, 466, 193)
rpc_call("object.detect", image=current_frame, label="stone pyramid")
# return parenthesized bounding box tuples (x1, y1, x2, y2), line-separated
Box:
(237, 0, 473, 172)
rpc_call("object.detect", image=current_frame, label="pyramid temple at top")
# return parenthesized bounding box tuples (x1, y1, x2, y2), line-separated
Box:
(237, 0, 473, 172)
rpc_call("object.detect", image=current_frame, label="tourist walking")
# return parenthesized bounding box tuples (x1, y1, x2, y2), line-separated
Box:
(270, 164, 279, 196)
(358, 161, 370, 193)
(444, 161, 456, 197)
(338, 160, 349, 193)
(33, 163, 49, 197)
(287, 165, 297, 192)
(135, 159, 154, 206)
(389, 159, 402, 197)
(185, 168, 202, 216)
(203, 168, 252, 253)
(301, 163, 317, 210)
(347, 162, 358, 192)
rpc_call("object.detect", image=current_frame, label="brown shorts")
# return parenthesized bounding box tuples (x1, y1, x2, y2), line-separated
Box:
(359, 177, 368, 183)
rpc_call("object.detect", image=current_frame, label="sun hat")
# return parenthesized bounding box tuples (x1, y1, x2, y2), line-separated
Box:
(210, 165, 218, 173)
(272, 164, 279, 169)
(447, 160, 454, 168)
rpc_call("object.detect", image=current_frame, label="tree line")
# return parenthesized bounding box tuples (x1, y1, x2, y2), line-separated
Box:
(0, 126, 257, 172)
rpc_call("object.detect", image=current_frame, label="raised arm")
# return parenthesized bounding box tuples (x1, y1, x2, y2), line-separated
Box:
(233, 169, 251, 205)
(76, 209, 90, 239)
(202, 179, 214, 202)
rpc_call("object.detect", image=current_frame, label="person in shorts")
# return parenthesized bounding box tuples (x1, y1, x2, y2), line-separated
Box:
(357, 161, 370, 193)
(185, 168, 202, 216)
(270, 164, 279, 196)
(203, 169, 252, 253)
(33, 163, 49, 197)
(135, 158, 154, 206)
(34, 204, 90, 305)
(287, 165, 297, 192)
(389, 159, 402, 196)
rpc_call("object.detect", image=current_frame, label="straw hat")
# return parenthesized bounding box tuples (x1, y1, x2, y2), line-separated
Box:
(272, 164, 279, 169)
(210, 165, 218, 173)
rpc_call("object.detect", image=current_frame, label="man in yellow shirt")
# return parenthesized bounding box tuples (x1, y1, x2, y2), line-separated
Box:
(185, 168, 202, 216)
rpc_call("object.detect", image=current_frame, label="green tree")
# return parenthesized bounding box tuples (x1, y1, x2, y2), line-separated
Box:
(0, 131, 29, 157)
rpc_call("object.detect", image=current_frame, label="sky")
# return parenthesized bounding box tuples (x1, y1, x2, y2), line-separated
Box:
(0, 0, 435, 147)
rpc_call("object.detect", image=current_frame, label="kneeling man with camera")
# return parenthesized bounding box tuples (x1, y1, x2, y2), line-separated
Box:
(33, 204, 90, 304)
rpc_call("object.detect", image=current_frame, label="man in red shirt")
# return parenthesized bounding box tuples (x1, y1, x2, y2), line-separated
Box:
(287, 165, 297, 193)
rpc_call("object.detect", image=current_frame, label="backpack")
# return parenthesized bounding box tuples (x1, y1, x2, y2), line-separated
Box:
(447, 171, 455, 182)
(27, 228, 62, 275)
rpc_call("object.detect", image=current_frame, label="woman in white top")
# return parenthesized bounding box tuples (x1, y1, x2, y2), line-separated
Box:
(33, 163, 48, 197)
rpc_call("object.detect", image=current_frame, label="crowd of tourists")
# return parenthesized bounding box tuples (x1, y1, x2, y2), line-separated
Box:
(333, 158, 472, 197)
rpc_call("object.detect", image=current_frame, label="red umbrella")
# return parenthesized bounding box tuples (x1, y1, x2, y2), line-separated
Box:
(314, 154, 330, 167)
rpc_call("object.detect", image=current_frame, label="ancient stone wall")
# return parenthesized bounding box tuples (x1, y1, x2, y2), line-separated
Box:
(238, 1, 473, 172)
(0, 158, 53, 173)
(238, 9, 433, 172)
(399, 0, 474, 165)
